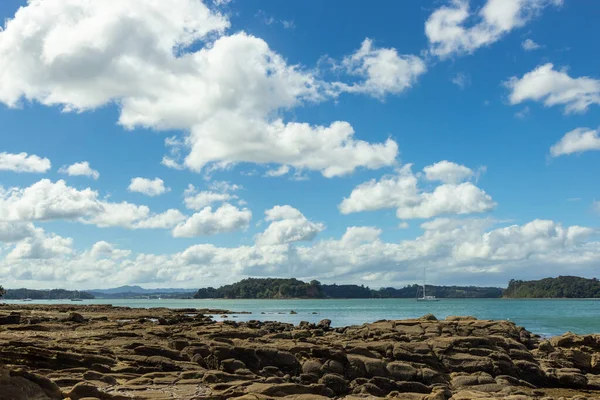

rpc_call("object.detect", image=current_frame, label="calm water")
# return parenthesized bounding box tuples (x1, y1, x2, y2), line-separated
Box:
(4, 298, 600, 337)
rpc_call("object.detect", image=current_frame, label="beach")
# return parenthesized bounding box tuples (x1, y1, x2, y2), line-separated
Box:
(1, 304, 599, 399)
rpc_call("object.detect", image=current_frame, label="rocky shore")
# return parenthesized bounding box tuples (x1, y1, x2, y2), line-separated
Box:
(1, 304, 599, 399)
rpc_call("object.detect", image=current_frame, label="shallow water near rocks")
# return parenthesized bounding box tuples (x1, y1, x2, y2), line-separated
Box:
(4, 297, 600, 337)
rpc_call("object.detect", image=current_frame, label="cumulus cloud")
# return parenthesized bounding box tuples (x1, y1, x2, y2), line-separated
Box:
(183, 184, 237, 210)
(451, 72, 471, 89)
(425, 0, 561, 59)
(255, 205, 325, 246)
(0, 2, 398, 178)
(0, 152, 51, 173)
(172, 203, 251, 237)
(505, 63, 600, 113)
(550, 127, 600, 157)
(128, 178, 169, 197)
(522, 38, 542, 51)
(90, 241, 131, 259)
(0, 222, 38, 243)
(337, 38, 426, 98)
(59, 161, 99, 179)
(5, 225, 73, 260)
(423, 160, 475, 184)
(1, 215, 598, 289)
(0, 179, 184, 230)
(339, 163, 495, 219)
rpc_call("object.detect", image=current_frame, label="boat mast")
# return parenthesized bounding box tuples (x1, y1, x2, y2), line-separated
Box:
(423, 267, 426, 298)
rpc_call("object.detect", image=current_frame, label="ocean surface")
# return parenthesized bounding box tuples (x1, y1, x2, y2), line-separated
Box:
(4, 298, 600, 337)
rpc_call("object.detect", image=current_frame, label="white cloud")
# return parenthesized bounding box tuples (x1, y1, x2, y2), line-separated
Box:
(398, 221, 410, 229)
(550, 127, 600, 157)
(265, 165, 290, 177)
(425, 0, 561, 59)
(0, 179, 102, 221)
(522, 38, 541, 51)
(451, 72, 471, 89)
(172, 203, 251, 237)
(7, 227, 73, 260)
(340, 163, 495, 219)
(255, 205, 325, 246)
(183, 184, 236, 210)
(0, 222, 38, 243)
(59, 161, 99, 179)
(337, 38, 426, 98)
(423, 160, 474, 183)
(128, 177, 169, 197)
(0, 152, 51, 173)
(0, 2, 398, 178)
(505, 63, 600, 113)
(90, 241, 131, 259)
(0, 179, 184, 230)
(1, 215, 598, 289)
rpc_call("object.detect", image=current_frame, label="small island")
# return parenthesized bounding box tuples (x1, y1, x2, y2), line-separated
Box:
(193, 277, 504, 299)
(505, 276, 600, 298)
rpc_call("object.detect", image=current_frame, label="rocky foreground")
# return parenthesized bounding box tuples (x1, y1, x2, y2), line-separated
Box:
(0, 305, 599, 400)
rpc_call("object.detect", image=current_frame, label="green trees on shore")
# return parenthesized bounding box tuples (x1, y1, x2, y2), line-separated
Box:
(193, 278, 503, 299)
(0, 285, 5, 298)
(1, 288, 95, 300)
(504, 276, 600, 298)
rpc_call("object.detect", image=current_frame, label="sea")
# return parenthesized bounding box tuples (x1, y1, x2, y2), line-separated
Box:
(4, 298, 600, 338)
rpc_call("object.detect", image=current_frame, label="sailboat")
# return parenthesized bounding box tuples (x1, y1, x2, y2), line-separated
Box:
(71, 291, 83, 301)
(416, 268, 439, 302)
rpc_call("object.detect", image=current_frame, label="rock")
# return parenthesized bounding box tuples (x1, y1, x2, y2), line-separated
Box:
(387, 361, 418, 381)
(221, 358, 246, 373)
(420, 313, 438, 321)
(319, 373, 349, 395)
(317, 319, 331, 329)
(0, 313, 21, 325)
(66, 312, 86, 323)
(302, 359, 323, 376)
(67, 382, 128, 400)
(8, 369, 63, 399)
(290, 310, 298, 315)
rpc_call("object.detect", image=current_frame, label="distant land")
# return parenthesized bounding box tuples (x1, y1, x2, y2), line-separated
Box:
(505, 276, 600, 298)
(88, 285, 197, 299)
(193, 278, 504, 299)
(1, 276, 598, 300)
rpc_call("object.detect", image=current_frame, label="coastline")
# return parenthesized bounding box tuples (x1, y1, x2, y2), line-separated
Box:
(1, 304, 599, 399)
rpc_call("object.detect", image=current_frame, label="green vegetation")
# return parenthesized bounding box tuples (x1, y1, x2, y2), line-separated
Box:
(0, 285, 5, 298)
(195, 278, 323, 299)
(193, 278, 503, 299)
(2, 288, 95, 300)
(504, 276, 600, 298)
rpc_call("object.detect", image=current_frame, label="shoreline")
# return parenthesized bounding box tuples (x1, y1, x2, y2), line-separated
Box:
(1, 304, 599, 399)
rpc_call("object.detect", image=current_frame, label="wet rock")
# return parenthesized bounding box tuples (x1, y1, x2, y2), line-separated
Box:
(319, 373, 349, 395)
(65, 312, 86, 323)
(317, 319, 331, 329)
(0, 313, 21, 325)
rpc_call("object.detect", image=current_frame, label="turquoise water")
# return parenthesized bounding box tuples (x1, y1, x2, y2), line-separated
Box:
(4, 298, 600, 337)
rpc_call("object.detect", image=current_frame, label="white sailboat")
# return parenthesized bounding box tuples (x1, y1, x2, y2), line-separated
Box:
(416, 268, 439, 302)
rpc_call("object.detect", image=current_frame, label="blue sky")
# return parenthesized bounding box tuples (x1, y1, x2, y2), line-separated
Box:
(0, 0, 598, 289)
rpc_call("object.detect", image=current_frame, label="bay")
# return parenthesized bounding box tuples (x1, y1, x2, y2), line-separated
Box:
(4, 298, 600, 337)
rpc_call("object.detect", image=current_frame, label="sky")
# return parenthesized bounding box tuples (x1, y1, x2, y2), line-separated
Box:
(0, 0, 599, 290)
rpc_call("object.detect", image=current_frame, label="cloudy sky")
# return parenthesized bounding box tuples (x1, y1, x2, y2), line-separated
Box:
(0, 0, 598, 289)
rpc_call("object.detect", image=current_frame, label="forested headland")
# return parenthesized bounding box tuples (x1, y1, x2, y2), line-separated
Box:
(192, 278, 503, 299)
(0, 288, 95, 300)
(504, 276, 600, 298)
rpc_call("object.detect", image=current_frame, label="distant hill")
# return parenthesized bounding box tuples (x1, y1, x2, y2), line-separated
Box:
(193, 278, 504, 299)
(3, 288, 94, 300)
(90, 285, 197, 294)
(88, 286, 196, 299)
(504, 276, 600, 298)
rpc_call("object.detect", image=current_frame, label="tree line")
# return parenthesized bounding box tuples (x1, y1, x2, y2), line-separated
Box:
(0, 288, 95, 300)
(504, 276, 600, 298)
(193, 278, 504, 299)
